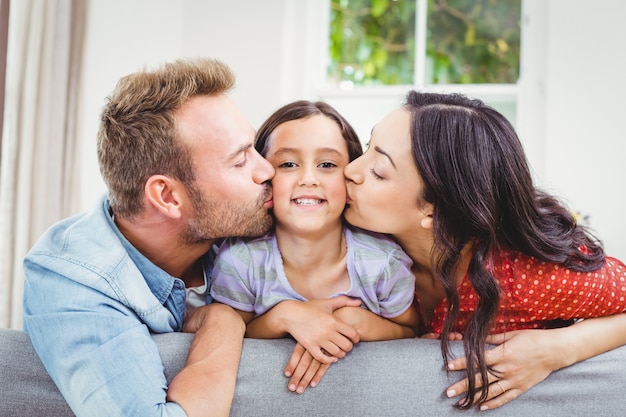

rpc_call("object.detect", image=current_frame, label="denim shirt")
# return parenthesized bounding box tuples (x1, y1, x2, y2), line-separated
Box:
(23, 195, 216, 417)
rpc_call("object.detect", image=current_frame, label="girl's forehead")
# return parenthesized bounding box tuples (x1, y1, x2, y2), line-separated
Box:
(268, 116, 347, 150)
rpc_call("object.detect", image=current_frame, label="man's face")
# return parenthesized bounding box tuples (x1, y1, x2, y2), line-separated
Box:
(175, 94, 275, 243)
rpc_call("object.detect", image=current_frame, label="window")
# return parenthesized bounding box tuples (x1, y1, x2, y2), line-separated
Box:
(317, 0, 524, 140)
(327, 0, 521, 87)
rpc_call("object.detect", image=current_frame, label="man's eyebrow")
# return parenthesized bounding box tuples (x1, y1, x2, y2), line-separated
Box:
(374, 146, 396, 169)
(227, 144, 252, 161)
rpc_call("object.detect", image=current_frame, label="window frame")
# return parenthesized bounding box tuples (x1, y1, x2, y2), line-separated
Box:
(315, 0, 533, 121)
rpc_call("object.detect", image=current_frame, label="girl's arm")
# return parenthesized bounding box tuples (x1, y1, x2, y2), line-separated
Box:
(244, 297, 362, 363)
(333, 305, 419, 341)
(446, 313, 626, 410)
(284, 305, 419, 394)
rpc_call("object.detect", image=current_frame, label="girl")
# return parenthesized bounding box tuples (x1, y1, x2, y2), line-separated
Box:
(210, 100, 419, 392)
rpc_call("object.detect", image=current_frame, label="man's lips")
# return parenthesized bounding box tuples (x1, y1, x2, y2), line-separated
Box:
(263, 191, 273, 208)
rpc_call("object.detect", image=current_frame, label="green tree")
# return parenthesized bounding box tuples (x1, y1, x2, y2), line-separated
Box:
(328, 0, 520, 86)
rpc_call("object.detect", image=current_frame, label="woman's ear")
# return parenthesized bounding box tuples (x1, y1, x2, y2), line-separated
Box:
(145, 175, 184, 219)
(419, 203, 434, 229)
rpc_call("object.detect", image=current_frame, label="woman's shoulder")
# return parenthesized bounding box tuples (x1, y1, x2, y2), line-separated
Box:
(491, 248, 550, 279)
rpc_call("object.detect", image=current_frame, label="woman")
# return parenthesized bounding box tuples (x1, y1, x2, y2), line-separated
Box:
(343, 90, 626, 410)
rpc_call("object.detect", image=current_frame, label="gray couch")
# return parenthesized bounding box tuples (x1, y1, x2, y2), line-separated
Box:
(1, 327, 625, 416)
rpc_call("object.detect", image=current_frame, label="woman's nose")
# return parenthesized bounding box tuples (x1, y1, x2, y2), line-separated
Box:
(344, 159, 363, 184)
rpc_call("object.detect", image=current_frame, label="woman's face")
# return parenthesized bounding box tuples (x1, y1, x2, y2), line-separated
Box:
(344, 108, 428, 236)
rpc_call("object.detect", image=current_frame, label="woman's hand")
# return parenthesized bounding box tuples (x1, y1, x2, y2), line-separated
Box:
(283, 342, 331, 394)
(445, 329, 567, 410)
(446, 314, 626, 410)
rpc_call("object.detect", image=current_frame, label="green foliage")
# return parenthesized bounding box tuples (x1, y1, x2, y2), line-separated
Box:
(426, 0, 521, 84)
(328, 0, 521, 86)
(328, 0, 416, 86)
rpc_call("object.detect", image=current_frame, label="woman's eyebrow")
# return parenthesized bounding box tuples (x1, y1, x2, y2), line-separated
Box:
(374, 146, 396, 169)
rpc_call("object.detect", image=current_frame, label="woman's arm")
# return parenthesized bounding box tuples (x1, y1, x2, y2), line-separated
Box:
(445, 313, 626, 410)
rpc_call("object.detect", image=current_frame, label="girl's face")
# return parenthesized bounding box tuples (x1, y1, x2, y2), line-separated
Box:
(264, 114, 351, 236)
(344, 108, 428, 237)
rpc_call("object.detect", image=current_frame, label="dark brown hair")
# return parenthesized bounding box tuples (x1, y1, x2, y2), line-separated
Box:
(404, 90, 604, 408)
(255, 100, 362, 162)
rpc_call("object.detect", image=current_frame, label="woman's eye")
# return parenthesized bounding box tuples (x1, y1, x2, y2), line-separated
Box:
(369, 168, 384, 180)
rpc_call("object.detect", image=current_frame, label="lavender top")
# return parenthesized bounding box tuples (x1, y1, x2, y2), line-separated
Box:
(210, 226, 415, 318)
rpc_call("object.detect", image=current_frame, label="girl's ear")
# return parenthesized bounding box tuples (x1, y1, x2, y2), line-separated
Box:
(144, 175, 184, 219)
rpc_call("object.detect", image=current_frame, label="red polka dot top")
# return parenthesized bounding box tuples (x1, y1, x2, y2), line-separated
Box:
(418, 249, 626, 335)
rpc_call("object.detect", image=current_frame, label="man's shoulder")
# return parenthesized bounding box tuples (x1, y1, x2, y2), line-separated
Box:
(27, 202, 123, 264)
(24, 198, 132, 293)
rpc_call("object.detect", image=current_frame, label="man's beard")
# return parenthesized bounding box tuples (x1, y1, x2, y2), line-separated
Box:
(180, 184, 273, 245)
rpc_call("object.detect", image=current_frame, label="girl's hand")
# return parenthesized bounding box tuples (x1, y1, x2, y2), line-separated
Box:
(270, 297, 362, 363)
(283, 342, 331, 394)
(420, 332, 463, 340)
(445, 329, 564, 410)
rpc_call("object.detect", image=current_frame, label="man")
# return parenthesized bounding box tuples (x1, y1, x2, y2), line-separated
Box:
(22, 58, 275, 417)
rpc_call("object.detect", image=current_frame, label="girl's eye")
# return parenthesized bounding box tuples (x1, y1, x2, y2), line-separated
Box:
(369, 168, 384, 180)
(278, 161, 297, 168)
(319, 162, 337, 169)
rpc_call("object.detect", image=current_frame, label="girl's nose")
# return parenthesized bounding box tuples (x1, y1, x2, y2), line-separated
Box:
(298, 166, 320, 186)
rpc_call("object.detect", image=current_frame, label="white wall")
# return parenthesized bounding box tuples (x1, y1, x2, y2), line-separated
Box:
(77, 0, 626, 258)
(79, 0, 185, 210)
(542, 0, 626, 258)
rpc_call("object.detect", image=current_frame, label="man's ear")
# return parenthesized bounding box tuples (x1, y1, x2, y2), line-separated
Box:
(144, 175, 183, 219)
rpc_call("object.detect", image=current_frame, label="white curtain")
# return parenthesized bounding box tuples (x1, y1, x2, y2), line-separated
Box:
(0, 0, 86, 329)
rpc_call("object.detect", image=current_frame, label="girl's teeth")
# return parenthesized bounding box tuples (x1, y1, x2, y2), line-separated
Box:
(295, 198, 322, 205)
